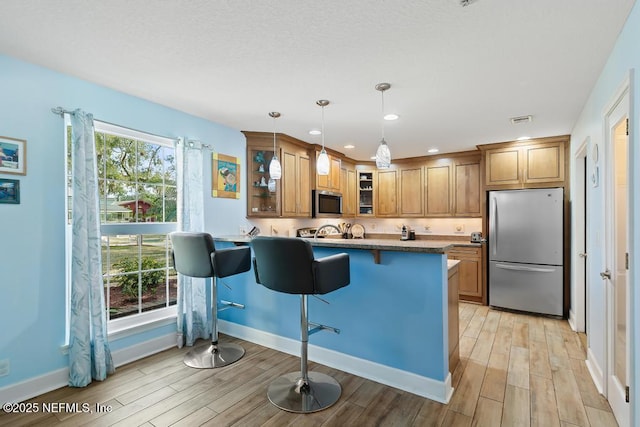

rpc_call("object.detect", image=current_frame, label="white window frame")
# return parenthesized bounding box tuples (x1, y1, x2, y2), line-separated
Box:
(64, 117, 179, 344)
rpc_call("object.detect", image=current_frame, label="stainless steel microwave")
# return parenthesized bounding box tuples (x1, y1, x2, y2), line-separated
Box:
(312, 190, 342, 218)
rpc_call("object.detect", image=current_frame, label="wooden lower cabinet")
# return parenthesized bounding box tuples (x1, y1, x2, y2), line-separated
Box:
(448, 246, 484, 303)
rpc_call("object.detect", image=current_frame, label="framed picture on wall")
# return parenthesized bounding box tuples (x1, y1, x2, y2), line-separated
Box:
(0, 136, 27, 175)
(212, 152, 241, 199)
(0, 178, 20, 204)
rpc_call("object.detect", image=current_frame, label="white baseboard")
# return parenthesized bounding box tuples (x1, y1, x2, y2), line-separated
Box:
(0, 367, 69, 405)
(0, 332, 177, 405)
(110, 332, 177, 368)
(568, 309, 577, 331)
(585, 347, 605, 394)
(219, 320, 453, 403)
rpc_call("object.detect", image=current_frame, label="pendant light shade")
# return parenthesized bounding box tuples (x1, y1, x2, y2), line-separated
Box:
(375, 83, 392, 169)
(268, 112, 282, 180)
(316, 100, 330, 176)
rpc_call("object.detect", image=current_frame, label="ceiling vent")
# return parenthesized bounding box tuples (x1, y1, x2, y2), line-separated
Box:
(510, 115, 533, 125)
(460, 0, 479, 6)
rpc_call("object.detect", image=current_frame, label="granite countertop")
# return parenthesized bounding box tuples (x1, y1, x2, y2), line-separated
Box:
(213, 235, 458, 254)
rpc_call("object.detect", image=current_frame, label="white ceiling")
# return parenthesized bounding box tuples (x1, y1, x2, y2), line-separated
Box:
(0, 0, 635, 161)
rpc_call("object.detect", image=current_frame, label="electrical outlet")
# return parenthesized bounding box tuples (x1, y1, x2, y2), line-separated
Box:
(370, 223, 377, 230)
(271, 225, 278, 235)
(423, 225, 431, 232)
(239, 225, 247, 235)
(0, 359, 9, 377)
(455, 224, 465, 233)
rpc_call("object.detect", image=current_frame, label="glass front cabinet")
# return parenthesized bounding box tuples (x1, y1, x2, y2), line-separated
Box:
(247, 145, 281, 217)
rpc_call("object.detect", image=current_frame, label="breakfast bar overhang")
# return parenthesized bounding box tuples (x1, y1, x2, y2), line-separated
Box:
(212, 236, 457, 403)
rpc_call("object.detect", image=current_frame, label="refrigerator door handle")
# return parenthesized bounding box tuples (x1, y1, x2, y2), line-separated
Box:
(491, 197, 498, 257)
(495, 263, 556, 273)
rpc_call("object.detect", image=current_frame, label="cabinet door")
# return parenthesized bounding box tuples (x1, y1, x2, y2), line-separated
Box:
(330, 157, 341, 191)
(454, 162, 481, 216)
(425, 163, 452, 216)
(375, 169, 398, 217)
(316, 154, 341, 191)
(341, 167, 357, 217)
(246, 146, 280, 217)
(298, 154, 311, 216)
(282, 150, 297, 216)
(399, 166, 423, 216)
(485, 146, 522, 185)
(449, 247, 483, 301)
(524, 142, 564, 183)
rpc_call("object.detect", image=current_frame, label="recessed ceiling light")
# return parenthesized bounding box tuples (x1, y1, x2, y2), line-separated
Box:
(428, 148, 439, 153)
(517, 136, 531, 141)
(309, 129, 321, 135)
(370, 156, 377, 160)
(384, 114, 399, 121)
(343, 144, 355, 149)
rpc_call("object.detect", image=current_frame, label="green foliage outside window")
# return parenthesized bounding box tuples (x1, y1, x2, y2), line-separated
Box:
(114, 257, 164, 298)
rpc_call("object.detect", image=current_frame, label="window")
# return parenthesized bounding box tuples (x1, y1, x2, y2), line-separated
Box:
(66, 119, 178, 334)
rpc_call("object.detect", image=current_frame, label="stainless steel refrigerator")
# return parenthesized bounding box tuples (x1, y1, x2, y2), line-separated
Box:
(488, 188, 563, 316)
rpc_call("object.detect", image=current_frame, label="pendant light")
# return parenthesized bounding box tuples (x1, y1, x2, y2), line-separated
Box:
(316, 100, 330, 176)
(268, 112, 282, 180)
(375, 83, 392, 169)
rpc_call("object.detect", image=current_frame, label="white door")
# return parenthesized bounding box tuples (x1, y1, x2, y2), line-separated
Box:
(603, 89, 630, 426)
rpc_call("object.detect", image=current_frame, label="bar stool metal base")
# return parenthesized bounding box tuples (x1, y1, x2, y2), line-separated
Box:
(267, 371, 342, 413)
(183, 342, 245, 369)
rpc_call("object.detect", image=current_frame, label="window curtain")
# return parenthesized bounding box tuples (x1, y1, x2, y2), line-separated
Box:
(68, 109, 114, 387)
(176, 139, 209, 347)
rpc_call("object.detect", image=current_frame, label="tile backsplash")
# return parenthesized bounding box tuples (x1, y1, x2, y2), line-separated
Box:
(242, 217, 482, 237)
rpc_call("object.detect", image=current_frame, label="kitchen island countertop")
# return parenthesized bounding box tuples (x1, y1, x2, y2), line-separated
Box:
(213, 235, 477, 254)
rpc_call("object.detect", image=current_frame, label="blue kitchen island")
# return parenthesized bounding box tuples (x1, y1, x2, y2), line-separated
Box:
(212, 236, 458, 403)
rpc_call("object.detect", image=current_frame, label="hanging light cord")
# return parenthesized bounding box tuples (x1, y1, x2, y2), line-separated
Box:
(380, 89, 386, 141)
(321, 104, 326, 149)
(272, 115, 277, 154)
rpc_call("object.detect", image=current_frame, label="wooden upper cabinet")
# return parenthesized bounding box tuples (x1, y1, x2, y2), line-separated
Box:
(375, 169, 398, 217)
(524, 142, 564, 183)
(341, 163, 357, 217)
(425, 162, 452, 216)
(454, 160, 481, 216)
(481, 136, 568, 187)
(281, 141, 311, 217)
(399, 166, 424, 217)
(485, 146, 521, 186)
(316, 152, 341, 192)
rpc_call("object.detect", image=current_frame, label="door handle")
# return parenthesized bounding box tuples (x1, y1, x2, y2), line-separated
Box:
(578, 252, 587, 258)
(600, 269, 612, 280)
(495, 263, 555, 273)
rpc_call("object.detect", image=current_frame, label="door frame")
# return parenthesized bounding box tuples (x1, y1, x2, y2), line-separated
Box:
(571, 138, 588, 333)
(602, 74, 632, 426)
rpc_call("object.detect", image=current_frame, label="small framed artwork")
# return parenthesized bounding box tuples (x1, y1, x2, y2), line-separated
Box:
(0, 136, 27, 175)
(0, 178, 20, 204)
(212, 152, 241, 199)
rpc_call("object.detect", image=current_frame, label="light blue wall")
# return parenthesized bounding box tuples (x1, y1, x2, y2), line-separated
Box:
(0, 54, 245, 389)
(570, 1, 638, 423)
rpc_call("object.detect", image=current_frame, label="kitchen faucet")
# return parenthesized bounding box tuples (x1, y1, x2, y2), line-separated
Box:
(314, 224, 341, 239)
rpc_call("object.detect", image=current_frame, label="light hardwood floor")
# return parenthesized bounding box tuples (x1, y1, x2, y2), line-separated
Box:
(0, 303, 618, 426)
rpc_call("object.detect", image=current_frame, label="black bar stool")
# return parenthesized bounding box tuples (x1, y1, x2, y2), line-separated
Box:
(170, 232, 251, 368)
(252, 236, 350, 413)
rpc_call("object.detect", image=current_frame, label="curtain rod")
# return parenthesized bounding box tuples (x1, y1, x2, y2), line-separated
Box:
(51, 106, 189, 146)
(184, 139, 214, 150)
